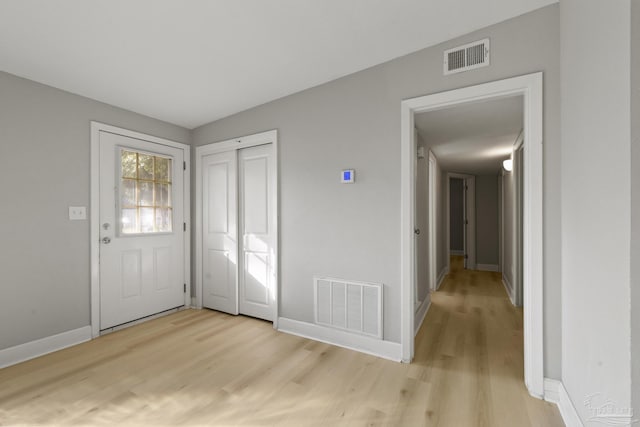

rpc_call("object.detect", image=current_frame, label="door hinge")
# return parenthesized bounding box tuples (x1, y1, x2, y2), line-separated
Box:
(183, 161, 186, 171)
(183, 222, 186, 232)
(184, 283, 187, 293)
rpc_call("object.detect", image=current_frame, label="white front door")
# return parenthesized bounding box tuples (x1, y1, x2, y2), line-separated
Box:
(238, 144, 276, 321)
(99, 131, 185, 330)
(200, 142, 276, 322)
(201, 150, 238, 314)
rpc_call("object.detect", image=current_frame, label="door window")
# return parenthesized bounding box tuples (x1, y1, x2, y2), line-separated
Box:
(119, 149, 173, 234)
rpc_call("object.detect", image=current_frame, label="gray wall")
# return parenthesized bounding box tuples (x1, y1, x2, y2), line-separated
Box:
(449, 178, 464, 252)
(192, 4, 561, 374)
(0, 71, 190, 351)
(631, 0, 640, 418)
(475, 175, 499, 266)
(560, 0, 632, 422)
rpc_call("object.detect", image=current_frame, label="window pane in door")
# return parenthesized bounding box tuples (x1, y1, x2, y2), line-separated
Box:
(121, 208, 138, 234)
(119, 148, 173, 235)
(121, 151, 137, 178)
(138, 154, 154, 180)
(121, 179, 136, 206)
(139, 182, 154, 206)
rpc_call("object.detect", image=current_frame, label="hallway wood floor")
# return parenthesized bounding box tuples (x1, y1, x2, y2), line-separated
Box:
(0, 257, 562, 426)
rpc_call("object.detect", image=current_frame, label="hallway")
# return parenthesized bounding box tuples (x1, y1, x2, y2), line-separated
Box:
(412, 256, 562, 426)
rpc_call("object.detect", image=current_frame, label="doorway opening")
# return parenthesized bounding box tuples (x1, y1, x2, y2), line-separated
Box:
(400, 73, 544, 398)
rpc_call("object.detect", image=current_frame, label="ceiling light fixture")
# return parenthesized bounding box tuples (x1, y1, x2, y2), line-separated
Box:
(503, 159, 513, 172)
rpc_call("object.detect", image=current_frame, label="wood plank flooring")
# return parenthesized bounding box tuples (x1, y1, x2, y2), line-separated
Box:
(0, 257, 563, 426)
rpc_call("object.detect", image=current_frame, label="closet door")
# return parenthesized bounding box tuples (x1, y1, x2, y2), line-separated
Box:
(238, 144, 276, 321)
(202, 151, 238, 314)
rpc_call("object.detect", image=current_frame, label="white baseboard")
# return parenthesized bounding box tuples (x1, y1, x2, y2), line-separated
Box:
(502, 275, 516, 305)
(477, 263, 500, 272)
(543, 378, 584, 427)
(450, 250, 464, 256)
(436, 267, 448, 290)
(277, 317, 402, 362)
(0, 326, 92, 369)
(414, 298, 431, 336)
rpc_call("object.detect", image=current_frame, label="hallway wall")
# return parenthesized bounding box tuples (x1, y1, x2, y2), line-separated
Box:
(502, 168, 515, 296)
(561, 0, 632, 422)
(475, 175, 499, 267)
(630, 0, 640, 417)
(449, 178, 464, 253)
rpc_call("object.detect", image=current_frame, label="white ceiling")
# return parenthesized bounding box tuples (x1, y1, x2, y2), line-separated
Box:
(415, 96, 523, 175)
(0, 0, 555, 129)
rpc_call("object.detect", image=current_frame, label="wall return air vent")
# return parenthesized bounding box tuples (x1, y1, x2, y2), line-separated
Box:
(443, 38, 490, 75)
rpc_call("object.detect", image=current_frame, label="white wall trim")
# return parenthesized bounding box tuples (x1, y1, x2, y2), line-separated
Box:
(277, 317, 402, 362)
(477, 263, 500, 272)
(400, 73, 544, 397)
(414, 299, 431, 336)
(543, 378, 561, 403)
(436, 267, 448, 290)
(543, 379, 584, 427)
(502, 277, 516, 305)
(90, 122, 191, 338)
(0, 326, 91, 369)
(195, 130, 279, 328)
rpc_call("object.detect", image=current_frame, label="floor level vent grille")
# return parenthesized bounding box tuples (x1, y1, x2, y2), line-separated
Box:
(314, 277, 383, 339)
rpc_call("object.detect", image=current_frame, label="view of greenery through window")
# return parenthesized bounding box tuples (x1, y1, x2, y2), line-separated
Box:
(120, 150, 173, 234)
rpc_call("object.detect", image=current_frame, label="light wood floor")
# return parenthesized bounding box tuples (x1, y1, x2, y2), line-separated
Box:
(0, 257, 562, 426)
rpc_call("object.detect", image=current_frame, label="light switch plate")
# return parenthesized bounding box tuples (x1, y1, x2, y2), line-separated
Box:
(69, 206, 87, 220)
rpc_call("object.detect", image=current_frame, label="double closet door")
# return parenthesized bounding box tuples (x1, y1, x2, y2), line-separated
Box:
(201, 143, 276, 321)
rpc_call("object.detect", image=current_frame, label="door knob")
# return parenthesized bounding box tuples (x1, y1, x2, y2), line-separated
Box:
(102, 237, 111, 244)
(414, 228, 420, 235)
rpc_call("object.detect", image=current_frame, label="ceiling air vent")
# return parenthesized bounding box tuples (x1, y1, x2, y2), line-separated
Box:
(443, 38, 490, 75)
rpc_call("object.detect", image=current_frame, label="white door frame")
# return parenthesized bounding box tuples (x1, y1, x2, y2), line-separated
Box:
(427, 151, 438, 292)
(90, 122, 191, 338)
(195, 130, 279, 328)
(400, 73, 544, 398)
(445, 173, 476, 272)
(514, 132, 524, 307)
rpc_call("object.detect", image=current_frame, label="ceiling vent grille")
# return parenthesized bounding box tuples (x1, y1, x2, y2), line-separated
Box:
(443, 38, 490, 75)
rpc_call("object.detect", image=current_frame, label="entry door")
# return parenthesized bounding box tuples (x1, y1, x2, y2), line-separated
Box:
(201, 150, 238, 314)
(201, 143, 276, 322)
(99, 131, 185, 330)
(238, 145, 276, 321)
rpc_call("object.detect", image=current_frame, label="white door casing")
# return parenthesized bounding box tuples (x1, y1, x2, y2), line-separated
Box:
(428, 152, 437, 292)
(202, 150, 238, 314)
(400, 73, 544, 398)
(90, 123, 190, 335)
